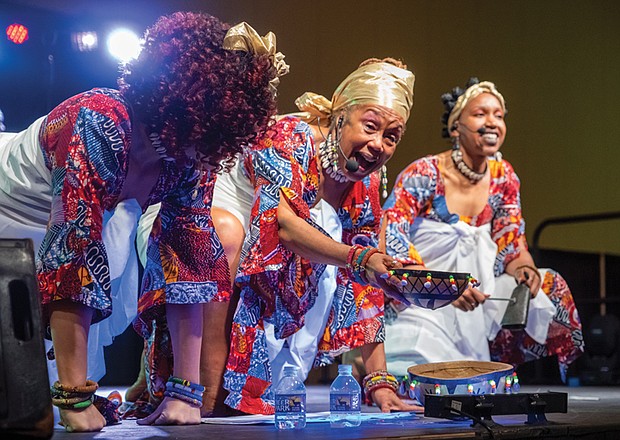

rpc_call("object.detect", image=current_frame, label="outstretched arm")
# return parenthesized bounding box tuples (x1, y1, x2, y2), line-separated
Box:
(278, 194, 406, 296)
(359, 342, 423, 413)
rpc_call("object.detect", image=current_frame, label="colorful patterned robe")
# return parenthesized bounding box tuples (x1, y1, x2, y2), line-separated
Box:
(224, 116, 385, 414)
(383, 154, 584, 380)
(36, 87, 230, 336)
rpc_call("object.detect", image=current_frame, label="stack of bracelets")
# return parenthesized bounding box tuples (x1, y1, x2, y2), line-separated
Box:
(50, 380, 98, 410)
(362, 370, 399, 405)
(346, 244, 383, 284)
(164, 376, 205, 408)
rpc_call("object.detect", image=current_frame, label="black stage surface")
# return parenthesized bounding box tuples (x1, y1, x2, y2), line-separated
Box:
(47, 384, 620, 440)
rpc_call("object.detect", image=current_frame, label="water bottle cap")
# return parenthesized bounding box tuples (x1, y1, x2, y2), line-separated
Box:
(283, 365, 300, 375)
(338, 364, 353, 374)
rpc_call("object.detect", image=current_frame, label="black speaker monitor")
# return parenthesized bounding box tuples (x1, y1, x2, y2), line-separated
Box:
(0, 239, 53, 438)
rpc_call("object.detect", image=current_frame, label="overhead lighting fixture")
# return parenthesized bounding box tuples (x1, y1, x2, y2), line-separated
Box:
(6, 23, 29, 44)
(72, 31, 98, 52)
(106, 28, 141, 62)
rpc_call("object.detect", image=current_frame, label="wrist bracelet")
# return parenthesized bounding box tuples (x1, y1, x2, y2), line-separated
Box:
(362, 370, 399, 406)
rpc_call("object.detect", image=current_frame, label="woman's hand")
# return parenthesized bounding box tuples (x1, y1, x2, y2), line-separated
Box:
(514, 265, 541, 297)
(371, 387, 424, 413)
(451, 286, 490, 312)
(364, 253, 411, 305)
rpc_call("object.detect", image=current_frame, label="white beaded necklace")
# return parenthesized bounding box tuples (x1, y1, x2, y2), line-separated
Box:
(451, 147, 487, 183)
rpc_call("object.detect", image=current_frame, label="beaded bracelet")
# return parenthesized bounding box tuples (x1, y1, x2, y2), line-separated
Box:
(360, 248, 380, 269)
(167, 376, 205, 392)
(52, 394, 94, 410)
(164, 385, 203, 403)
(163, 390, 202, 408)
(51, 380, 98, 396)
(362, 370, 399, 406)
(346, 244, 364, 268)
(163, 376, 204, 407)
(347, 246, 387, 286)
(166, 381, 205, 395)
(50, 380, 99, 410)
(346, 245, 366, 284)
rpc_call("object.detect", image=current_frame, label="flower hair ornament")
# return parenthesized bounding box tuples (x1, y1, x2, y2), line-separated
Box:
(222, 22, 290, 96)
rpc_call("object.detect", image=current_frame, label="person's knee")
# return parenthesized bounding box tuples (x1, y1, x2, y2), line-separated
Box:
(212, 207, 245, 255)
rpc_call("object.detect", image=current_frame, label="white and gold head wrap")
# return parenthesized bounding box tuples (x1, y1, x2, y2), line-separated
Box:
(447, 81, 506, 132)
(295, 61, 415, 125)
(222, 22, 290, 96)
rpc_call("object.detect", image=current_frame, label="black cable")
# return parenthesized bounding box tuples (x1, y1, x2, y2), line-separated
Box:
(445, 406, 498, 440)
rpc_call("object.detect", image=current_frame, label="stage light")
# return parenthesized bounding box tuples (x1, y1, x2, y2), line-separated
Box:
(106, 28, 141, 62)
(72, 31, 98, 52)
(6, 23, 29, 44)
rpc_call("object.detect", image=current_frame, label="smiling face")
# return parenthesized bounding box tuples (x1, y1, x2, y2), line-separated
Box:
(337, 104, 405, 180)
(451, 92, 506, 158)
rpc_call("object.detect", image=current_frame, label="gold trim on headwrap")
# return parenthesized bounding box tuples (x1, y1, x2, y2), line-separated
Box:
(295, 61, 415, 124)
(447, 81, 506, 133)
(223, 22, 289, 96)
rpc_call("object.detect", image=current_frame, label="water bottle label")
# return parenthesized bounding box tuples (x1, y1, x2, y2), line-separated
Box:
(275, 393, 306, 414)
(330, 393, 361, 412)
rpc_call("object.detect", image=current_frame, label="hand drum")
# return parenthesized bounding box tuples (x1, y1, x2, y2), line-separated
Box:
(391, 269, 472, 310)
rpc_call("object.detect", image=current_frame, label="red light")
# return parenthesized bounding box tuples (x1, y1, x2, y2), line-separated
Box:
(6, 23, 29, 44)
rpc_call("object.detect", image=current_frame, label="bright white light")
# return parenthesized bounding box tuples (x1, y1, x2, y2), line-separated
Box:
(72, 31, 98, 52)
(106, 28, 141, 62)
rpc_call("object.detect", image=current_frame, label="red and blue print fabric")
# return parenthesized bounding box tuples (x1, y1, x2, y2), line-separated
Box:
(36, 88, 229, 334)
(383, 154, 583, 380)
(224, 116, 384, 414)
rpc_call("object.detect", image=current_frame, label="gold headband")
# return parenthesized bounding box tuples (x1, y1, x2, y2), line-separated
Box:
(447, 81, 506, 132)
(295, 61, 415, 125)
(222, 22, 289, 96)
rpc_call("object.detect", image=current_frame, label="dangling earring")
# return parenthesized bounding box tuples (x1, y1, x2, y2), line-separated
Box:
(452, 135, 460, 151)
(319, 115, 348, 183)
(319, 133, 347, 183)
(381, 165, 388, 198)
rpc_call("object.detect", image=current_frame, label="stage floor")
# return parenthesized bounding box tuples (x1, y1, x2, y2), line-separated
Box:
(48, 384, 620, 440)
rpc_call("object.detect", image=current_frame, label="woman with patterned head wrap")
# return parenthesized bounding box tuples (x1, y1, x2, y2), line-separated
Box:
(0, 12, 279, 431)
(382, 78, 584, 384)
(212, 58, 424, 415)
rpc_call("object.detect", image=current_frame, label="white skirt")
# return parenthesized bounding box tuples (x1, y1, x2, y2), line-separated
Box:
(384, 218, 556, 377)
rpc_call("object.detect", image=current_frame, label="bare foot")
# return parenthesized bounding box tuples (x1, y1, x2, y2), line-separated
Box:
(59, 404, 106, 432)
(136, 396, 201, 425)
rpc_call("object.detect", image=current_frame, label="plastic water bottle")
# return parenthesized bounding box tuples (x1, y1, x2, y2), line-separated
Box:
(274, 365, 306, 430)
(329, 364, 362, 427)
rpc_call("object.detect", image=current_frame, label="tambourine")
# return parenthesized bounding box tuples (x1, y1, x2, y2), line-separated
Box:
(390, 269, 475, 310)
(406, 360, 517, 405)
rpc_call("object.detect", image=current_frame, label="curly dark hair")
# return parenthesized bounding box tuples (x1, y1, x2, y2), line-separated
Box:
(118, 11, 277, 171)
(440, 77, 480, 139)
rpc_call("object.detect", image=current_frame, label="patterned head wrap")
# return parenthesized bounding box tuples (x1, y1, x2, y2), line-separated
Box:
(295, 61, 415, 125)
(447, 81, 506, 132)
(223, 22, 290, 96)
